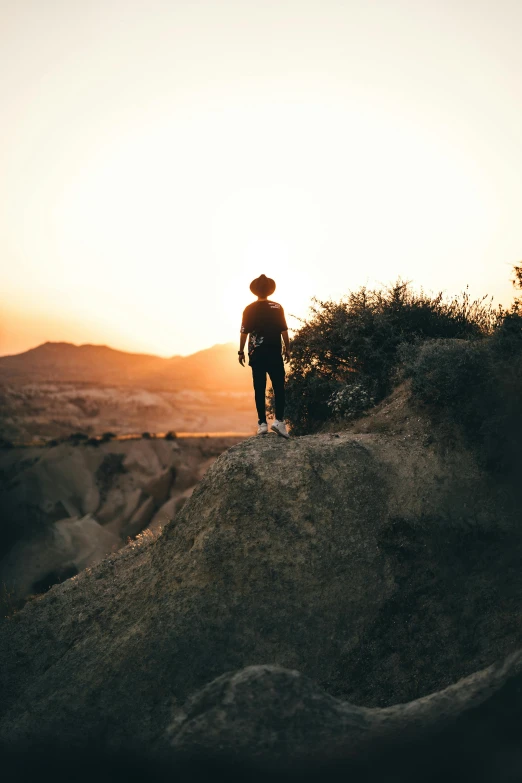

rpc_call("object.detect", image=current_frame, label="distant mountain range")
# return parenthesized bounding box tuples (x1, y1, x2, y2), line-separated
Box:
(0, 341, 251, 392)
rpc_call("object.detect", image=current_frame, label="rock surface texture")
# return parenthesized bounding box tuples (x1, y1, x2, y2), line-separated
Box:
(0, 389, 521, 754)
(167, 653, 522, 760)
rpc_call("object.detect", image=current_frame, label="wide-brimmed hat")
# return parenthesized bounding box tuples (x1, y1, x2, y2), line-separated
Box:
(250, 274, 276, 297)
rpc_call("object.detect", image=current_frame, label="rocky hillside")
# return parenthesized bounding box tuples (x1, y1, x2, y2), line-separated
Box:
(0, 435, 245, 608)
(0, 341, 249, 390)
(1, 384, 521, 761)
(0, 341, 254, 441)
(0, 384, 254, 442)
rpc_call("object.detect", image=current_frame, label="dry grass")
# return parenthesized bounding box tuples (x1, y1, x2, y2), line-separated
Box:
(126, 526, 164, 551)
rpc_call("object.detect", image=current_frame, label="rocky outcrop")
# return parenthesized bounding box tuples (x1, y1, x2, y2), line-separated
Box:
(0, 444, 103, 532)
(1, 397, 521, 750)
(0, 515, 120, 599)
(122, 440, 166, 478)
(0, 436, 242, 603)
(142, 467, 174, 505)
(167, 652, 522, 759)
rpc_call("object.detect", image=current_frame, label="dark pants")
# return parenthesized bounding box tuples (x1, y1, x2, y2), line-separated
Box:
(251, 352, 285, 423)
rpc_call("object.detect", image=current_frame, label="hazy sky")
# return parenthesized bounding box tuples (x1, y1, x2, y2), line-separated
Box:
(1, 0, 522, 357)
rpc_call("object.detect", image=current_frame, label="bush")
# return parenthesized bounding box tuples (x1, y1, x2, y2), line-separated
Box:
(164, 431, 178, 440)
(141, 432, 152, 439)
(406, 313, 522, 475)
(327, 381, 375, 420)
(95, 453, 127, 499)
(101, 431, 116, 442)
(67, 432, 89, 442)
(406, 340, 487, 408)
(282, 281, 500, 434)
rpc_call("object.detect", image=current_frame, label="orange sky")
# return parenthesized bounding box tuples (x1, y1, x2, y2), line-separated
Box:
(1, 0, 521, 357)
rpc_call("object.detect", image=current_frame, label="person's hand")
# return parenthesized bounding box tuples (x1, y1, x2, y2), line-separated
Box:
(238, 351, 246, 367)
(283, 349, 291, 364)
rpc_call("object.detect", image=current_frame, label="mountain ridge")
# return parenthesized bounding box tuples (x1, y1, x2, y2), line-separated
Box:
(0, 339, 234, 363)
(0, 340, 247, 391)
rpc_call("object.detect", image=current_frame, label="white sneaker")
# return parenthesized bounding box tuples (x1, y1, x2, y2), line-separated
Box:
(257, 422, 268, 435)
(271, 420, 290, 439)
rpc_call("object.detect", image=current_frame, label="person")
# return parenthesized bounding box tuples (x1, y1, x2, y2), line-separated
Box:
(238, 274, 290, 438)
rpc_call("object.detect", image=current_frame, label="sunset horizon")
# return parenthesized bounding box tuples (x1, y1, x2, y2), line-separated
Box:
(0, 335, 238, 360)
(2, 1, 522, 358)
(1, 272, 518, 359)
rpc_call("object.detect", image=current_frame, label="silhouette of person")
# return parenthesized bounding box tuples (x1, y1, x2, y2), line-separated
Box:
(239, 274, 290, 438)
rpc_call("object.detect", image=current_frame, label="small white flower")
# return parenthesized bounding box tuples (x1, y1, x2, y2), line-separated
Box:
(327, 382, 374, 418)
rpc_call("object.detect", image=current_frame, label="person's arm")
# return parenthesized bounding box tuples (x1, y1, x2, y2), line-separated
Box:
(282, 330, 290, 363)
(279, 306, 290, 363)
(238, 332, 247, 366)
(239, 308, 250, 366)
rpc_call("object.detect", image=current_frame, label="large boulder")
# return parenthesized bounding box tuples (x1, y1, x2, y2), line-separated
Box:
(166, 652, 522, 759)
(2, 659, 522, 780)
(0, 404, 521, 750)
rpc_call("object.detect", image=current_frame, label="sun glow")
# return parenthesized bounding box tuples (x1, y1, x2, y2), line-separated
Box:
(8, 100, 496, 357)
(1, 1, 521, 357)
